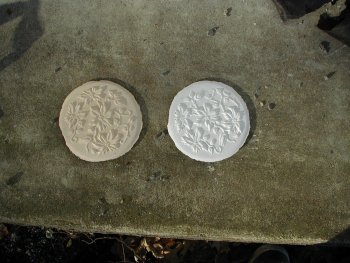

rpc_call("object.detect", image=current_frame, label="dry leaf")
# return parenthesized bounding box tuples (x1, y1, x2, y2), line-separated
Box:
(66, 239, 72, 248)
(0, 224, 9, 240)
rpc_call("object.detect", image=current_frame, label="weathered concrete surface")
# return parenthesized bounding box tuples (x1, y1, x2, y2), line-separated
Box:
(0, 0, 349, 245)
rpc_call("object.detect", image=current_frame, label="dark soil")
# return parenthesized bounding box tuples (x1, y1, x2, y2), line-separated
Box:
(0, 224, 349, 263)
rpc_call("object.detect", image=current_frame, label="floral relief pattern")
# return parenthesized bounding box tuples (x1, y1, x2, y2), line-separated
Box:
(64, 85, 136, 155)
(174, 88, 245, 154)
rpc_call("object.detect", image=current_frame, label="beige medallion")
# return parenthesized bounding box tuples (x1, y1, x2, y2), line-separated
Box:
(59, 80, 142, 162)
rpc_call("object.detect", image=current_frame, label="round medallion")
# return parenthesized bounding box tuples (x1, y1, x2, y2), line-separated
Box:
(168, 81, 250, 162)
(59, 80, 142, 162)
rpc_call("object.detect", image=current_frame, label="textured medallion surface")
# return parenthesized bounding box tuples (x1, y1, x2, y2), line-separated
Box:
(59, 81, 142, 162)
(168, 81, 250, 162)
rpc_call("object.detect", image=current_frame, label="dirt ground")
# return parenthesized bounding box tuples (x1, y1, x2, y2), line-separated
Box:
(0, 224, 349, 263)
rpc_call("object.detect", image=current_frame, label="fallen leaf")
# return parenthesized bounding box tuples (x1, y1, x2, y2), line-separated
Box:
(66, 239, 72, 248)
(0, 224, 9, 240)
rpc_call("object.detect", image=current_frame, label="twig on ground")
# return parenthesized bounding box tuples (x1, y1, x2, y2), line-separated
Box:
(120, 235, 126, 263)
(80, 234, 141, 262)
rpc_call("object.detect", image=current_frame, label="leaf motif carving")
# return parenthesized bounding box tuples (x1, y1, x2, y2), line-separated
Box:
(64, 85, 136, 155)
(65, 101, 89, 129)
(174, 87, 245, 155)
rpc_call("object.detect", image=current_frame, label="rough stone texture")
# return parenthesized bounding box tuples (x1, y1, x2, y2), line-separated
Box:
(0, 0, 349, 245)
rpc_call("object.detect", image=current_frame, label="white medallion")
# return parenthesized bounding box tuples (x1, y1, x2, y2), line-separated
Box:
(59, 81, 142, 162)
(168, 81, 250, 162)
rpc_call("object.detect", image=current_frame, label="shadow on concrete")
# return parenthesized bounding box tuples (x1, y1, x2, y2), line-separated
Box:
(318, 0, 350, 45)
(0, 0, 43, 72)
(91, 78, 149, 148)
(272, 0, 350, 45)
(272, 0, 331, 20)
(327, 227, 350, 245)
(200, 77, 257, 147)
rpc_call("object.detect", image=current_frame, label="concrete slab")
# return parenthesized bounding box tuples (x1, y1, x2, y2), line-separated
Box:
(0, 0, 349, 245)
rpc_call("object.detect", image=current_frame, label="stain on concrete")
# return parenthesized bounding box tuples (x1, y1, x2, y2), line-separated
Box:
(121, 195, 133, 204)
(259, 100, 266, 107)
(207, 165, 215, 173)
(320, 41, 331, 54)
(6, 172, 24, 186)
(225, 7, 232, 16)
(0, 106, 4, 119)
(77, 29, 83, 36)
(268, 102, 277, 110)
(161, 70, 171, 76)
(207, 26, 219, 36)
(156, 129, 168, 139)
(148, 171, 167, 182)
(52, 116, 59, 124)
(324, 71, 336, 80)
(97, 197, 110, 216)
